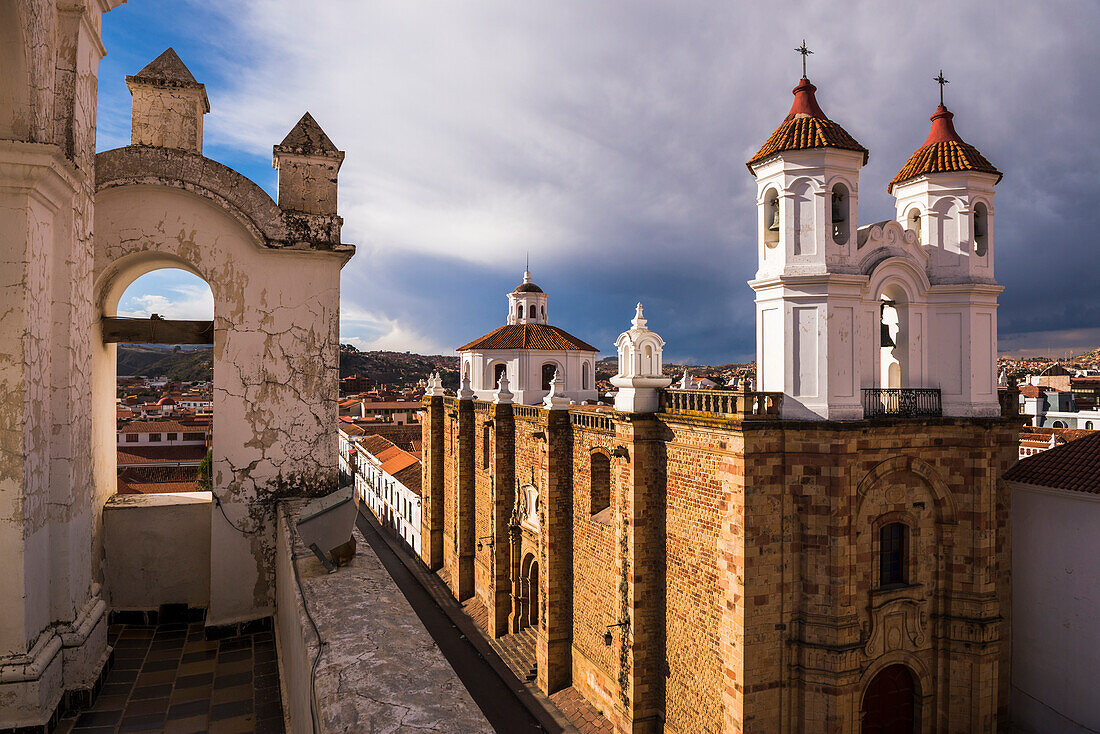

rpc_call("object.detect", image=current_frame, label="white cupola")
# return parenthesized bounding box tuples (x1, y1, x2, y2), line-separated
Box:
(507, 270, 549, 325)
(611, 304, 672, 413)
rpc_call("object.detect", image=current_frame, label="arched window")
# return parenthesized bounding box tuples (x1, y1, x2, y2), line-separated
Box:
(541, 363, 557, 391)
(529, 304, 536, 319)
(493, 363, 507, 388)
(1086, 421, 1094, 430)
(831, 183, 849, 245)
(905, 207, 921, 242)
(517, 304, 523, 319)
(541, 305, 545, 318)
(974, 202, 989, 257)
(879, 522, 909, 587)
(763, 188, 780, 248)
(643, 344, 654, 375)
(591, 452, 611, 517)
(1052, 420, 1067, 429)
(482, 424, 491, 469)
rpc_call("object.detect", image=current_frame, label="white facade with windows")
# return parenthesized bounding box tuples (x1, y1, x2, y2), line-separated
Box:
(353, 455, 421, 556)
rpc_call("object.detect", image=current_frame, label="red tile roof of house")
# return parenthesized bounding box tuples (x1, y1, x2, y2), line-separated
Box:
(746, 78, 868, 172)
(119, 420, 208, 434)
(1005, 430, 1100, 494)
(888, 106, 1001, 192)
(358, 434, 422, 495)
(117, 445, 207, 464)
(458, 323, 598, 352)
(1018, 385, 1049, 399)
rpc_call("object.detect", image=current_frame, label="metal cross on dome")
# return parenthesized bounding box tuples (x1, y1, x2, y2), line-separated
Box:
(934, 69, 949, 106)
(796, 40, 813, 78)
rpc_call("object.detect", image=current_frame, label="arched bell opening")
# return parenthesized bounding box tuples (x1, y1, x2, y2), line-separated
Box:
(763, 188, 781, 249)
(973, 202, 989, 258)
(905, 207, 922, 244)
(831, 182, 850, 245)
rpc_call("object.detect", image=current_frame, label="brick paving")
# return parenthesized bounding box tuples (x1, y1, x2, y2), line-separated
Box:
(57, 620, 284, 733)
(549, 687, 616, 734)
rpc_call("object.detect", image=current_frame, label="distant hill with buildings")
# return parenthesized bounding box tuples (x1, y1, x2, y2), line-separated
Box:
(116, 344, 461, 387)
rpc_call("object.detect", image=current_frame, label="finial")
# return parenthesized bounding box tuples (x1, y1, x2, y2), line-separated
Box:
(632, 302, 647, 330)
(795, 40, 813, 79)
(934, 69, 949, 107)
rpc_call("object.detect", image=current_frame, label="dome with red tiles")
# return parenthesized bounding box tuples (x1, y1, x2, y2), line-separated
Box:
(746, 78, 868, 172)
(888, 105, 1001, 193)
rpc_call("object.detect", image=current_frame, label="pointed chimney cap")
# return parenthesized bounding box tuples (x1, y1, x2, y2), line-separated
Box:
(127, 48, 209, 112)
(274, 112, 344, 161)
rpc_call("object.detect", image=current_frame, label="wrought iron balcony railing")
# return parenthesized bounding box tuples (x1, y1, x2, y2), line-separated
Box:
(861, 388, 942, 419)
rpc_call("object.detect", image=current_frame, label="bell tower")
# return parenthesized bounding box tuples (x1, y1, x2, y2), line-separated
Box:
(889, 72, 1003, 416)
(747, 46, 869, 420)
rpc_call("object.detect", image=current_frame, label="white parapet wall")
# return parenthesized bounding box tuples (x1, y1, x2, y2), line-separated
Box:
(102, 493, 212, 611)
(274, 501, 491, 734)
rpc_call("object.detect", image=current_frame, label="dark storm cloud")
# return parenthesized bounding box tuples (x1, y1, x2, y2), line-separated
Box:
(97, 0, 1100, 360)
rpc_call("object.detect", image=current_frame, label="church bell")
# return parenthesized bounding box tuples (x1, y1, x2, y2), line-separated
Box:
(767, 205, 780, 232)
(831, 192, 846, 223)
(880, 322, 896, 349)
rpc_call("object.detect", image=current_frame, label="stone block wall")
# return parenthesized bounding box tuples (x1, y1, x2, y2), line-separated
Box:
(420, 395, 1017, 734)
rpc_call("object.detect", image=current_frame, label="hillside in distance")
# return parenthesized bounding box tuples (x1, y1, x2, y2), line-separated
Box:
(116, 344, 460, 387)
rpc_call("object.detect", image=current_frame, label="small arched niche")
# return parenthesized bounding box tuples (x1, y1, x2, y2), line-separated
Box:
(763, 188, 780, 249)
(973, 202, 989, 258)
(830, 183, 850, 245)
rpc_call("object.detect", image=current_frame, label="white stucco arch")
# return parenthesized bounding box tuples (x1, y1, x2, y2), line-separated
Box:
(92, 153, 352, 626)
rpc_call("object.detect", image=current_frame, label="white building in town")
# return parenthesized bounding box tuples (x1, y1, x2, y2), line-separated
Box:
(1020, 388, 1100, 430)
(1005, 433, 1100, 733)
(457, 270, 599, 405)
(338, 427, 422, 555)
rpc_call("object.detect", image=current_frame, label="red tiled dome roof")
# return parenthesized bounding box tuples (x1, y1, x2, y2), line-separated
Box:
(457, 324, 597, 353)
(746, 78, 868, 172)
(888, 106, 1001, 193)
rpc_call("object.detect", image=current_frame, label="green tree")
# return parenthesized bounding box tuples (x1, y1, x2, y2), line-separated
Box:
(198, 450, 212, 491)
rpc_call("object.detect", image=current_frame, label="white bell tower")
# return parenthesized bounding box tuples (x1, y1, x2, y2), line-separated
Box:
(507, 270, 549, 325)
(888, 74, 1003, 417)
(746, 62, 869, 420)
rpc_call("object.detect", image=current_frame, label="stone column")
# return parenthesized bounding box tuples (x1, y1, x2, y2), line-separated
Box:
(452, 398, 476, 600)
(537, 409, 573, 693)
(490, 402, 515, 637)
(615, 414, 666, 733)
(420, 395, 445, 570)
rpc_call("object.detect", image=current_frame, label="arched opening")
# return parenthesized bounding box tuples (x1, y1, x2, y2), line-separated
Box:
(528, 304, 536, 319)
(582, 362, 591, 391)
(861, 664, 917, 733)
(878, 284, 909, 390)
(763, 188, 780, 249)
(905, 207, 922, 243)
(1052, 420, 1067, 429)
(493, 363, 507, 388)
(590, 452, 611, 517)
(541, 363, 558, 391)
(528, 560, 539, 627)
(643, 344, 654, 375)
(517, 304, 523, 320)
(973, 202, 989, 257)
(109, 268, 214, 496)
(831, 183, 850, 245)
(1086, 421, 1094, 430)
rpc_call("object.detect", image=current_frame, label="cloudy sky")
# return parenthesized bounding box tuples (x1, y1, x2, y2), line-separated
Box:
(101, 1, 1100, 362)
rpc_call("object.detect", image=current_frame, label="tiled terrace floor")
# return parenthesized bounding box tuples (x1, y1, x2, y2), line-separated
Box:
(58, 621, 284, 734)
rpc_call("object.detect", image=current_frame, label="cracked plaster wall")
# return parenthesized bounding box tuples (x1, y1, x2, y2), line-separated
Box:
(0, 0, 120, 726)
(93, 181, 346, 626)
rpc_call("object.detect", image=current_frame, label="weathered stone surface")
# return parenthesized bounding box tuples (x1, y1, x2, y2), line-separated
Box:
(276, 502, 492, 734)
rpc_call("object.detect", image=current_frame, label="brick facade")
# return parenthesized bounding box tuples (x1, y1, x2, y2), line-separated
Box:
(421, 395, 1017, 733)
